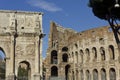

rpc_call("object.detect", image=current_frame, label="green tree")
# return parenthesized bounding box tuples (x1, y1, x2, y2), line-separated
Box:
(89, 0, 120, 54)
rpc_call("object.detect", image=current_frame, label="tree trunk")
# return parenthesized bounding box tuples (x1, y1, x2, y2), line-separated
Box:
(110, 24, 120, 62)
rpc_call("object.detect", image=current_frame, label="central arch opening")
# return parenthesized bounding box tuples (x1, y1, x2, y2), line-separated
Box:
(0, 48, 6, 79)
(17, 61, 31, 80)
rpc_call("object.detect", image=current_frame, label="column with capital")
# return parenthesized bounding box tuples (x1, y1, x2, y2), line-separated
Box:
(7, 13, 16, 80)
(7, 35, 15, 80)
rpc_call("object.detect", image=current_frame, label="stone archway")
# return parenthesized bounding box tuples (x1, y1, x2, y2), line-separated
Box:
(109, 68, 116, 80)
(51, 50, 58, 64)
(0, 48, 6, 79)
(109, 45, 115, 60)
(17, 61, 31, 80)
(93, 69, 98, 80)
(62, 54, 68, 62)
(101, 68, 106, 80)
(51, 66, 58, 76)
(86, 70, 90, 80)
(65, 65, 70, 80)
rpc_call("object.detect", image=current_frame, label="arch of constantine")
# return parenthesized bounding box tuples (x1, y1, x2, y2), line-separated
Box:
(0, 10, 43, 80)
(44, 21, 120, 80)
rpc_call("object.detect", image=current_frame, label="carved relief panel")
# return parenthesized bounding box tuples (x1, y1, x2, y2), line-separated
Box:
(15, 36, 35, 57)
(16, 14, 36, 33)
(26, 44, 35, 56)
(15, 43, 35, 57)
(15, 45, 24, 57)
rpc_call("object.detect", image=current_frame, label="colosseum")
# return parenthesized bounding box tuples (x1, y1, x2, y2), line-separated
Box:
(44, 21, 120, 80)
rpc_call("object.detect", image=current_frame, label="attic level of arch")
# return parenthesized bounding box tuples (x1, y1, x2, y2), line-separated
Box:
(0, 32, 43, 38)
(0, 10, 43, 37)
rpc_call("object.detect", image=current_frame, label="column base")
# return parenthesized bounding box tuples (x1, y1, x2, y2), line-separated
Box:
(6, 74, 16, 80)
(34, 73, 42, 80)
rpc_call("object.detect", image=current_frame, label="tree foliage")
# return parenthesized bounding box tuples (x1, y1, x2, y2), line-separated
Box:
(89, 0, 120, 54)
(89, 0, 120, 20)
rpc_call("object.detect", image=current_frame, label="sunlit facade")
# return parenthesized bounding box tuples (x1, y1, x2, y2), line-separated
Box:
(44, 22, 120, 80)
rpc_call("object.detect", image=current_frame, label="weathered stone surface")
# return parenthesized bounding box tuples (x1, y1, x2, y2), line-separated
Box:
(0, 10, 43, 80)
(44, 21, 119, 80)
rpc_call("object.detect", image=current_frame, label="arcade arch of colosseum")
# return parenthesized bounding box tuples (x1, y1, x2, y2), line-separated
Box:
(44, 22, 120, 80)
(0, 10, 44, 80)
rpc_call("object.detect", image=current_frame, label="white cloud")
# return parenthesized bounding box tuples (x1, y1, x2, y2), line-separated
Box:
(27, 0, 62, 12)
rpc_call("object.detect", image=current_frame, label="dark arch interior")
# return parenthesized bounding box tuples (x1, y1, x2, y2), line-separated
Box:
(100, 47, 105, 60)
(101, 68, 106, 80)
(62, 54, 68, 62)
(86, 70, 90, 80)
(109, 68, 116, 80)
(51, 50, 58, 64)
(109, 45, 115, 60)
(93, 69, 98, 80)
(65, 65, 70, 80)
(62, 47, 68, 52)
(92, 47, 97, 60)
(51, 66, 58, 76)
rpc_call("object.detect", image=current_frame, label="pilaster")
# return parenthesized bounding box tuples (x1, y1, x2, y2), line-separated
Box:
(106, 68, 110, 80)
(7, 35, 16, 80)
(34, 35, 41, 80)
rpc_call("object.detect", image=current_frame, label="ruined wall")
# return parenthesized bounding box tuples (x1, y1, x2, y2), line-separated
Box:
(45, 21, 120, 80)
(68, 26, 119, 80)
(45, 22, 77, 80)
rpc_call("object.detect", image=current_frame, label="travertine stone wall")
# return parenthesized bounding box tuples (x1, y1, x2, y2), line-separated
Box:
(68, 26, 119, 80)
(44, 21, 120, 80)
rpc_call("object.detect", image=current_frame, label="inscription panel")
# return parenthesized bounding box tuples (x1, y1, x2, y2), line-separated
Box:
(16, 14, 36, 33)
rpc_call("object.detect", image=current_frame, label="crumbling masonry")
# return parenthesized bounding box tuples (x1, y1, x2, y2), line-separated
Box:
(44, 21, 120, 80)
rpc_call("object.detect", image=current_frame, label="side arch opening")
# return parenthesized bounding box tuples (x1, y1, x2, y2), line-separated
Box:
(0, 47, 6, 79)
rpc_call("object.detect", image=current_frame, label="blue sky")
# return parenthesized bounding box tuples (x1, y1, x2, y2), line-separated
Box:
(0, 0, 108, 57)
